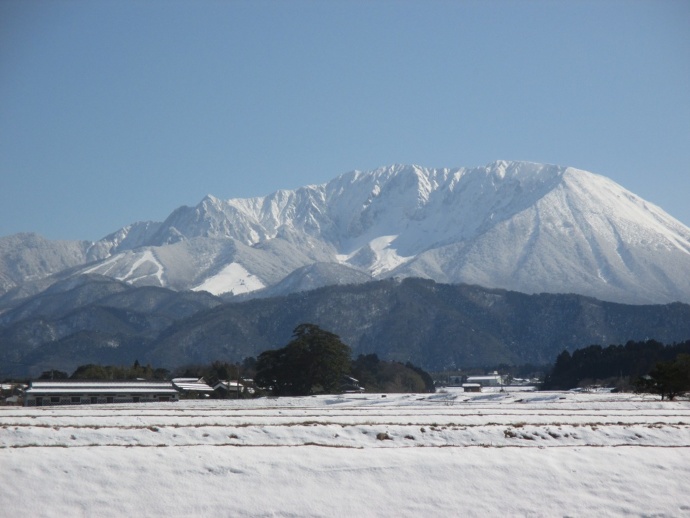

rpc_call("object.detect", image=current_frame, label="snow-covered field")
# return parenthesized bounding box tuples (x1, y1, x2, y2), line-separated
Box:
(2, 388, 689, 517)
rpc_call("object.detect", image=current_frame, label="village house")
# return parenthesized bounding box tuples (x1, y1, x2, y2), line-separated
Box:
(443, 372, 505, 388)
(342, 375, 365, 393)
(466, 372, 504, 387)
(24, 380, 179, 406)
(172, 377, 215, 398)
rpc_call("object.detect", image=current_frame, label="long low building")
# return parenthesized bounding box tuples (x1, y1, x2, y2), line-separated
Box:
(466, 374, 505, 387)
(24, 380, 179, 406)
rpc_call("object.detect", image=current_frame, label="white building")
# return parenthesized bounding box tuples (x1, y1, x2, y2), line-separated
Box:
(24, 380, 179, 406)
(172, 377, 215, 397)
(465, 373, 504, 387)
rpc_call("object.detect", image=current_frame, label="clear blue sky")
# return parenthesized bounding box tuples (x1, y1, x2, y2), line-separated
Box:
(1, 0, 689, 241)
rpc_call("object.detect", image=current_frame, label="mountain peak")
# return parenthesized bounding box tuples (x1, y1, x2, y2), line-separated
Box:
(200, 194, 223, 206)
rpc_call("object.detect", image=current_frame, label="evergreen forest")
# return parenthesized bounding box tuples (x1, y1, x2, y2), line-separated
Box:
(543, 339, 690, 397)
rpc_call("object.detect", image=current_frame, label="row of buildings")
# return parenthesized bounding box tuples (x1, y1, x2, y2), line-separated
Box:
(21, 377, 251, 406)
(14, 373, 512, 406)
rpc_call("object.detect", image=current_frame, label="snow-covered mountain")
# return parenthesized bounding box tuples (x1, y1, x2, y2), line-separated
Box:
(3, 161, 690, 304)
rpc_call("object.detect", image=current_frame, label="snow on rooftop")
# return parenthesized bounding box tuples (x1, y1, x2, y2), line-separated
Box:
(25, 387, 178, 395)
(172, 378, 214, 392)
(26, 380, 178, 395)
(29, 381, 174, 388)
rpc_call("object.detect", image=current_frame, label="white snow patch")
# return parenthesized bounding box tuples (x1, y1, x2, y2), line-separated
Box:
(81, 254, 122, 276)
(192, 262, 265, 296)
(335, 252, 353, 262)
(335, 235, 413, 275)
(118, 250, 164, 284)
(368, 235, 413, 275)
(81, 250, 164, 284)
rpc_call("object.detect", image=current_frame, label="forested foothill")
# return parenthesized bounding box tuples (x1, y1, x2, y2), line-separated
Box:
(4, 276, 690, 379)
(543, 339, 690, 399)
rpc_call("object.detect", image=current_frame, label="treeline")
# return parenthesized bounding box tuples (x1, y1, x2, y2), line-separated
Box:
(39, 361, 170, 381)
(351, 354, 435, 394)
(542, 339, 690, 391)
(635, 354, 690, 401)
(38, 360, 252, 384)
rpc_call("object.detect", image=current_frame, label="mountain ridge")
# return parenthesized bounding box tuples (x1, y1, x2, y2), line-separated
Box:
(2, 161, 689, 304)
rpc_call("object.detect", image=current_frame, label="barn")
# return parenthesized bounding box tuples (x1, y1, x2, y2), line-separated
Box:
(24, 380, 179, 406)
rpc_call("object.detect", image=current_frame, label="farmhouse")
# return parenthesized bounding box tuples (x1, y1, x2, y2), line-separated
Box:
(172, 377, 215, 397)
(24, 380, 179, 406)
(466, 373, 504, 387)
(211, 379, 257, 397)
(462, 383, 482, 393)
(342, 375, 364, 393)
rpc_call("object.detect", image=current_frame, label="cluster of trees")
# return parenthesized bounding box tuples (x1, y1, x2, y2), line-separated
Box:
(255, 324, 354, 396)
(39, 361, 170, 381)
(543, 339, 690, 398)
(635, 354, 690, 401)
(254, 323, 435, 396)
(351, 353, 435, 393)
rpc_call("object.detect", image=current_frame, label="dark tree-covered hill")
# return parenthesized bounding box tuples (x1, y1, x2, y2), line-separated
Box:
(2, 276, 690, 378)
(144, 279, 690, 371)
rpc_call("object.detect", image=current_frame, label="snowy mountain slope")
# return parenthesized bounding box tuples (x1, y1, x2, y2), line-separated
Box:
(2, 161, 690, 303)
(0, 233, 108, 295)
(246, 262, 374, 299)
(387, 166, 690, 304)
(78, 237, 321, 296)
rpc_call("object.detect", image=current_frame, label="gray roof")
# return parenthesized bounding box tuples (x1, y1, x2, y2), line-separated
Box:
(26, 380, 178, 396)
(172, 378, 215, 392)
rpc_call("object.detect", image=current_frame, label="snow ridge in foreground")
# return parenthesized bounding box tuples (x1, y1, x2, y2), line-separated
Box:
(2, 389, 689, 517)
